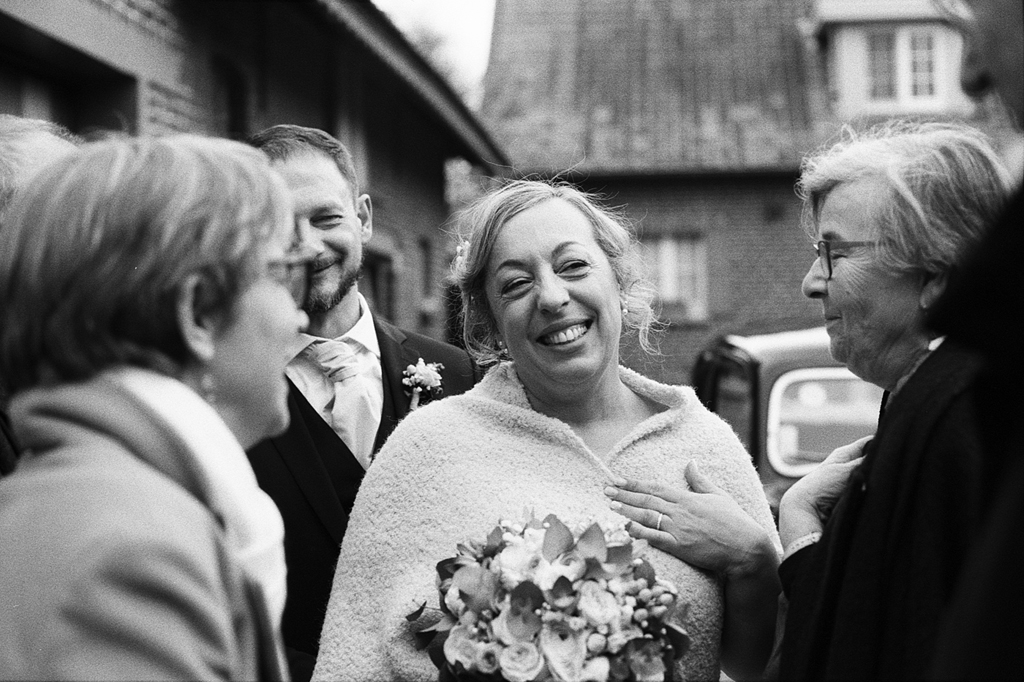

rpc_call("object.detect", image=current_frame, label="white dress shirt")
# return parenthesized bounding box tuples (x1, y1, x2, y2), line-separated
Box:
(286, 294, 383, 470)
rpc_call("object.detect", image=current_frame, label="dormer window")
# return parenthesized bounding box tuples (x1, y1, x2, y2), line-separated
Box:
(910, 32, 936, 97)
(865, 26, 940, 106)
(868, 32, 896, 99)
(812, 0, 974, 119)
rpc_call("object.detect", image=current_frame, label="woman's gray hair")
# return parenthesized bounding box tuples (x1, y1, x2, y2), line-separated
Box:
(0, 135, 292, 396)
(797, 120, 1012, 276)
(450, 178, 659, 367)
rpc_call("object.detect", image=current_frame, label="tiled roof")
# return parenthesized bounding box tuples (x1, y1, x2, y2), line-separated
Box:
(315, 0, 508, 169)
(482, 0, 833, 173)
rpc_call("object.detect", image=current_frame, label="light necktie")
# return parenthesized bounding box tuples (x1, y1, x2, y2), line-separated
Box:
(312, 337, 373, 383)
(306, 338, 380, 469)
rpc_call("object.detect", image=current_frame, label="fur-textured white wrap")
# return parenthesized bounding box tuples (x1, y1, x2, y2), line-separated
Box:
(313, 363, 779, 681)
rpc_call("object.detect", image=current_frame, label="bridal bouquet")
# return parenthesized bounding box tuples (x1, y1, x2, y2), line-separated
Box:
(408, 513, 690, 682)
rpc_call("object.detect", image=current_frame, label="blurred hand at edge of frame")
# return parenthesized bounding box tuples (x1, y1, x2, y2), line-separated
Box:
(778, 435, 872, 549)
(605, 461, 777, 579)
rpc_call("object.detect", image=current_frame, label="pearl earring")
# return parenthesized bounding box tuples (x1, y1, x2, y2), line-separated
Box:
(200, 372, 217, 406)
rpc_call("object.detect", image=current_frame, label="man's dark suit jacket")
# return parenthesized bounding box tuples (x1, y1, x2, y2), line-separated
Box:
(246, 318, 481, 681)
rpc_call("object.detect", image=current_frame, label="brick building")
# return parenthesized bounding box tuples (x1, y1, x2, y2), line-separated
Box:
(0, 0, 507, 341)
(481, 0, 1012, 384)
(483, 0, 831, 384)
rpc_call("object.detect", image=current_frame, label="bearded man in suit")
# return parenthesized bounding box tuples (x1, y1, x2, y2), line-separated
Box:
(245, 125, 481, 681)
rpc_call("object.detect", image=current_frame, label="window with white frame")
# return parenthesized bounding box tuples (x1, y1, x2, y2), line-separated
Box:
(641, 235, 708, 322)
(910, 32, 936, 97)
(865, 26, 940, 105)
(868, 32, 896, 100)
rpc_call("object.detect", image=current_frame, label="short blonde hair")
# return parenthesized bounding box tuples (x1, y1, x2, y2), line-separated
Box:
(0, 114, 80, 215)
(0, 135, 292, 395)
(450, 179, 659, 366)
(798, 120, 1012, 275)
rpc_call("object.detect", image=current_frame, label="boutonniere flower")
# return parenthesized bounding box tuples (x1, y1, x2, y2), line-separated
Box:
(402, 358, 445, 410)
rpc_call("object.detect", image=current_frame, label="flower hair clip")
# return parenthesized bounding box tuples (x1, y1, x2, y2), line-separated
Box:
(453, 239, 471, 272)
(402, 358, 445, 410)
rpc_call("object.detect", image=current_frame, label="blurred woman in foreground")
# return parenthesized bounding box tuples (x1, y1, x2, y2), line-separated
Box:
(0, 136, 312, 680)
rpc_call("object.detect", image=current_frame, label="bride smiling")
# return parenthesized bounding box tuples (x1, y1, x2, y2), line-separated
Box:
(313, 180, 780, 681)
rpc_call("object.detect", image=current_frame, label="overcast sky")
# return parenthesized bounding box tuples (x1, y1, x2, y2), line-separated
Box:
(371, 0, 496, 105)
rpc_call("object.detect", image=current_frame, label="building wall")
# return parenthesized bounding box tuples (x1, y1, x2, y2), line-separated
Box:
(578, 175, 822, 385)
(0, 0, 467, 340)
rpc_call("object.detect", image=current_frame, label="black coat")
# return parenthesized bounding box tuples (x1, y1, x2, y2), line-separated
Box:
(926, 187, 1024, 680)
(779, 340, 988, 680)
(246, 319, 481, 681)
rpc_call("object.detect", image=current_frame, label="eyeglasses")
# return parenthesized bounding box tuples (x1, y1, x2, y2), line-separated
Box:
(813, 240, 877, 279)
(267, 243, 318, 307)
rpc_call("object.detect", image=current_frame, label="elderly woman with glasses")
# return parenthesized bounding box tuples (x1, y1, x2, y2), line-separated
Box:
(774, 120, 1012, 680)
(0, 136, 313, 679)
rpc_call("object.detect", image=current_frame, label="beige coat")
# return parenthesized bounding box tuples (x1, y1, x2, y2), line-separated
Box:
(314, 363, 778, 681)
(0, 375, 288, 680)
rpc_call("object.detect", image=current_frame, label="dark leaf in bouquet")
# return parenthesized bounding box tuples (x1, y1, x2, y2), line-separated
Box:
(406, 600, 427, 622)
(437, 579, 454, 617)
(664, 622, 691, 660)
(412, 610, 456, 650)
(428, 633, 451, 672)
(608, 655, 632, 681)
(541, 514, 574, 561)
(440, 660, 504, 682)
(549, 575, 577, 610)
(452, 565, 500, 614)
(414, 611, 456, 635)
(425, 613, 457, 633)
(456, 543, 476, 557)
(437, 557, 461, 582)
(663, 648, 679, 682)
(582, 556, 609, 581)
(482, 525, 504, 557)
(605, 543, 633, 572)
(414, 629, 439, 653)
(575, 523, 607, 561)
(510, 580, 545, 612)
(634, 558, 657, 586)
(626, 638, 667, 681)
(506, 581, 544, 640)
(581, 555, 629, 581)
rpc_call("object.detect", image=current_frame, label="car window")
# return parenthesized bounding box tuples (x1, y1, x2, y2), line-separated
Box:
(715, 360, 753, 451)
(766, 367, 883, 477)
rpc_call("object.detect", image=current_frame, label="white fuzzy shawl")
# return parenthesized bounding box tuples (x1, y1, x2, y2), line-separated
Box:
(313, 363, 778, 682)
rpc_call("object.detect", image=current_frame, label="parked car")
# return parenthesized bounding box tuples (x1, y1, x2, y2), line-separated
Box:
(691, 327, 883, 517)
